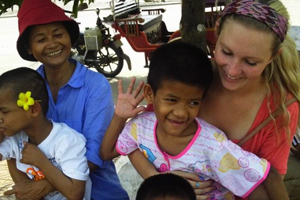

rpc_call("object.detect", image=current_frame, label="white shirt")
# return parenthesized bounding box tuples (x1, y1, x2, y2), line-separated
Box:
(0, 121, 91, 200)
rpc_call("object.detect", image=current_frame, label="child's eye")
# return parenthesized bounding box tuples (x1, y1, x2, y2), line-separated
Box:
(189, 101, 201, 107)
(1, 110, 9, 114)
(165, 98, 176, 103)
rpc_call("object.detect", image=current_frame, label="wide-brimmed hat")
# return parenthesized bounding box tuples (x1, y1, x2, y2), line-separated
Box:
(17, 0, 79, 61)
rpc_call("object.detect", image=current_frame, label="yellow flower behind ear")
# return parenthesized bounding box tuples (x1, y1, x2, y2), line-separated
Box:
(17, 91, 35, 111)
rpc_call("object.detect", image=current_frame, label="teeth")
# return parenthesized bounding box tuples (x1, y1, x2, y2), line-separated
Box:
(225, 73, 239, 80)
(47, 50, 62, 56)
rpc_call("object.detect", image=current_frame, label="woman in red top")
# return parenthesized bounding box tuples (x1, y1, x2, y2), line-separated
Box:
(128, 0, 300, 199)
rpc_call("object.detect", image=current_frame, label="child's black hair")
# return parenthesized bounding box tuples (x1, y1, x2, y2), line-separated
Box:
(136, 173, 196, 200)
(147, 41, 213, 96)
(0, 67, 49, 115)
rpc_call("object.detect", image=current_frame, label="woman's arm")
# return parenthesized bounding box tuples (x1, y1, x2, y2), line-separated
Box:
(248, 166, 288, 200)
(263, 166, 289, 200)
(6, 159, 30, 183)
(5, 160, 57, 200)
(256, 101, 299, 174)
(239, 100, 298, 200)
(1, 140, 55, 199)
(4, 178, 56, 200)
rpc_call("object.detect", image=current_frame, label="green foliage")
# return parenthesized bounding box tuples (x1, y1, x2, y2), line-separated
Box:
(0, 0, 22, 15)
(0, 0, 94, 17)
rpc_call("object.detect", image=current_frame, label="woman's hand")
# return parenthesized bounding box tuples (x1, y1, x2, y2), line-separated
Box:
(170, 171, 215, 200)
(4, 178, 54, 200)
(115, 77, 145, 119)
(129, 150, 216, 199)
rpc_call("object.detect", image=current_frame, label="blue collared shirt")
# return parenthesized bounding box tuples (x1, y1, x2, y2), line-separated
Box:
(37, 60, 129, 200)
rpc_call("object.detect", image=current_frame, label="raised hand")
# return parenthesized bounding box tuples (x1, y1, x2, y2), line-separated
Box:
(115, 77, 145, 119)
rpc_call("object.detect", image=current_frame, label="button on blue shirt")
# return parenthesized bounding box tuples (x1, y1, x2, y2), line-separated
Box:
(37, 60, 129, 200)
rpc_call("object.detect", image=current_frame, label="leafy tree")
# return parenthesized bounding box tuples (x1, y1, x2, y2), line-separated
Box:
(0, 0, 94, 17)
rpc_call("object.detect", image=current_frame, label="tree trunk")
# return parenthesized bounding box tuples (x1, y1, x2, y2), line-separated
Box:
(180, 0, 206, 52)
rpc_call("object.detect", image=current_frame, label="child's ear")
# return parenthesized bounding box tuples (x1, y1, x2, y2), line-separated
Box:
(30, 102, 42, 117)
(27, 48, 32, 55)
(143, 84, 154, 104)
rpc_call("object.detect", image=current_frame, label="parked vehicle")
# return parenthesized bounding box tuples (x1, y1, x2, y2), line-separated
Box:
(104, 0, 224, 68)
(70, 0, 224, 77)
(70, 8, 131, 77)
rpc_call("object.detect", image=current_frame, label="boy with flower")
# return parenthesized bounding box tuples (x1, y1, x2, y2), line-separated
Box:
(0, 67, 91, 200)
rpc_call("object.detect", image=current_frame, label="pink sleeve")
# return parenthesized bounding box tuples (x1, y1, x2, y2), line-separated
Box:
(116, 120, 139, 155)
(211, 139, 270, 198)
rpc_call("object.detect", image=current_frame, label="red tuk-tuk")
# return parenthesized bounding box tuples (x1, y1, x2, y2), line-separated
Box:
(107, 0, 225, 67)
(73, 0, 225, 77)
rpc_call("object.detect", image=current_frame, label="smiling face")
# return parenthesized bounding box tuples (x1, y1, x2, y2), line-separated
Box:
(0, 88, 31, 137)
(145, 80, 204, 138)
(27, 22, 72, 68)
(214, 20, 275, 91)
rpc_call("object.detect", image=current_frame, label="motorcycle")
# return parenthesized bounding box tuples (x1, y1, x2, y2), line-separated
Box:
(71, 8, 131, 78)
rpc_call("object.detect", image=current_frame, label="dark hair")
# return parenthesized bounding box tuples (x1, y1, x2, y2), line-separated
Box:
(136, 173, 196, 200)
(147, 41, 213, 96)
(0, 67, 49, 115)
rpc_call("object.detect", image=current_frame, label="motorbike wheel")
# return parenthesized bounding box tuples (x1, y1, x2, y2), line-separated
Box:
(94, 42, 124, 78)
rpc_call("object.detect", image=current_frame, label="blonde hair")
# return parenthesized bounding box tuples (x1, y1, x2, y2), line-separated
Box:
(217, 0, 300, 140)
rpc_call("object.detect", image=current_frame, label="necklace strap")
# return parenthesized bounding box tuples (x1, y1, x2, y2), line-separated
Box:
(238, 98, 298, 146)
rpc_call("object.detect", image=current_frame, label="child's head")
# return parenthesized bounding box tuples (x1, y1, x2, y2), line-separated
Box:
(136, 173, 196, 200)
(144, 42, 213, 136)
(16, 0, 79, 61)
(0, 67, 49, 116)
(147, 41, 213, 95)
(0, 68, 49, 137)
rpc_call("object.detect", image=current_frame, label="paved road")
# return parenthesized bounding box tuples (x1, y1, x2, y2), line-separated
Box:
(0, 0, 299, 199)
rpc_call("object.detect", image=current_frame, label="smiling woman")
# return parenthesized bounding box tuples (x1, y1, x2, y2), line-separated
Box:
(214, 20, 274, 92)
(200, 0, 300, 199)
(26, 22, 73, 80)
(125, 0, 300, 199)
